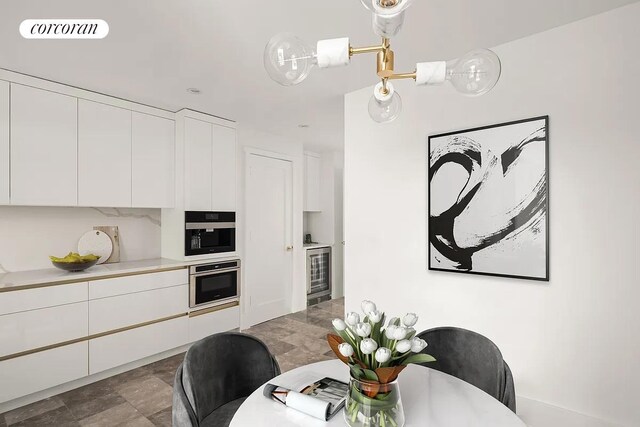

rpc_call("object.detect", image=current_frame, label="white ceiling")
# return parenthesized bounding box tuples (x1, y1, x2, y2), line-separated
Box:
(0, 0, 636, 152)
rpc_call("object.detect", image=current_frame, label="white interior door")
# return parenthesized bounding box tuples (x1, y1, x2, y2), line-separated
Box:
(245, 153, 293, 327)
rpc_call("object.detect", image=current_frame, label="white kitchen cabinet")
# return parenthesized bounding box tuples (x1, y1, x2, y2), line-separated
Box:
(188, 305, 240, 343)
(10, 84, 78, 206)
(132, 112, 175, 208)
(0, 302, 88, 358)
(0, 282, 87, 316)
(304, 152, 321, 212)
(184, 118, 237, 212)
(212, 125, 237, 211)
(0, 81, 8, 205)
(89, 284, 188, 335)
(78, 100, 132, 207)
(184, 117, 213, 211)
(0, 268, 198, 404)
(0, 342, 88, 403)
(88, 269, 188, 300)
(89, 316, 188, 375)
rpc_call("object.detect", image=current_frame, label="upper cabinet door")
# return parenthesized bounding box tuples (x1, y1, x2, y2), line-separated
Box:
(132, 112, 175, 208)
(11, 84, 78, 206)
(78, 100, 132, 207)
(304, 153, 321, 212)
(0, 81, 8, 205)
(212, 125, 237, 211)
(184, 118, 213, 211)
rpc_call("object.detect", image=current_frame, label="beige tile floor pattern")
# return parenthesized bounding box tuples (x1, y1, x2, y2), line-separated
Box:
(0, 298, 344, 426)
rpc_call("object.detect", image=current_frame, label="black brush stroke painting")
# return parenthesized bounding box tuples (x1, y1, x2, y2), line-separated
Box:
(428, 116, 549, 282)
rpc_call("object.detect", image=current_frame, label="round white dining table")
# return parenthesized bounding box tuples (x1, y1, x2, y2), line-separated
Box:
(230, 360, 525, 427)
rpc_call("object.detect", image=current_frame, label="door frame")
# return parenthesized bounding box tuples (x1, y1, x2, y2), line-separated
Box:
(242, 147, 296, 329)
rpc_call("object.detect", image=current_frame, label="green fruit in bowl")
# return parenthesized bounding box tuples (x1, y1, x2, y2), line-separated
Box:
(50, 252, 101, 272)
(50, 252, 101, 263)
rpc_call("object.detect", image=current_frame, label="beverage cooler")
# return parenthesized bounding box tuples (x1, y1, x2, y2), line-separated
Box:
(306, 246, 332, 305)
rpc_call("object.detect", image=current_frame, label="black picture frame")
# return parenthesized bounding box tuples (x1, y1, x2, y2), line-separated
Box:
(427, 116, 550, 282)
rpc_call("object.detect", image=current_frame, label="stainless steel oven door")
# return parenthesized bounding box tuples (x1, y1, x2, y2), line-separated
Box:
(189, 262, 240, 309)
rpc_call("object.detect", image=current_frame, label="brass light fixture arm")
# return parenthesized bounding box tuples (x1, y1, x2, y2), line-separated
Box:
(349, 38, 416, 92)
(388, 71, 417, 80)
(349, 37, 416, 94)
(349, 38, 390, 57)
(349, 44, 385, 56)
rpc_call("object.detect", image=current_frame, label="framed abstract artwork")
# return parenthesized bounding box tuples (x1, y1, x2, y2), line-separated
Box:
(428, 116, 549, 281)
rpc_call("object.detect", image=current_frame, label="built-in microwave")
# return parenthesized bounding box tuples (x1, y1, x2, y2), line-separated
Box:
(185, 211, 236, 256)
(189, 260, 240, 309)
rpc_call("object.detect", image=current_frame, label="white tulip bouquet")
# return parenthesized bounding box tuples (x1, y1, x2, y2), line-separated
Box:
(327, 301, 435, 427)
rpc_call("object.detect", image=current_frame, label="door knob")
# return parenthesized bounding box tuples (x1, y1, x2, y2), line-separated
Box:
(286, 245, 294, 251)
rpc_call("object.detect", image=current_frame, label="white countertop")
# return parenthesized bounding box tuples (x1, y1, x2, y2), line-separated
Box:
(0, 258, 199, 292)
(302, 243, 332, 250)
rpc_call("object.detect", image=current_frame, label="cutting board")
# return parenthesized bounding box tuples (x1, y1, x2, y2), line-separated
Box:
(93, 226, 121, 264)
(78, 230, 113, 265)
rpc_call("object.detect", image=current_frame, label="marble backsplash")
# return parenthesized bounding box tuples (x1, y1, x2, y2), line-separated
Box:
(0, 206, 161, 272)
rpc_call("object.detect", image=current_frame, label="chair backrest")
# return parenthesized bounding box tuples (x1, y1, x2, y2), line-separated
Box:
(416, 327, 516, 412)
(173, 364, 199, 427)
(179, 332, 281, 424)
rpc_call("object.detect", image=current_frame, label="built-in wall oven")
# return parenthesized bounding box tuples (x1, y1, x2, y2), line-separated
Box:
(189, 259, 240, 310)
(185, 211, 235, 256)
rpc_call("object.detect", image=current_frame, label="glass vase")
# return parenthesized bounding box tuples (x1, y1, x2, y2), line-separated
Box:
(344, 376, 405, 427)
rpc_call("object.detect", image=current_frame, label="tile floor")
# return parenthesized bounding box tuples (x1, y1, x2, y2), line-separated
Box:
(0, 298, 344, 426)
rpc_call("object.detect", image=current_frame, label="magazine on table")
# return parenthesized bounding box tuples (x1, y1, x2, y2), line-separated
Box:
(263, 372, 349, 421)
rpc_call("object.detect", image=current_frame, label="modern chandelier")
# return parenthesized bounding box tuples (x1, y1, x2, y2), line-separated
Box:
(264, 0, 502, 123)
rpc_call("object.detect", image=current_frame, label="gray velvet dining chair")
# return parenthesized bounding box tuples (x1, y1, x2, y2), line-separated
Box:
(416, 327, 516, 413)
(172, 332, 281, 427)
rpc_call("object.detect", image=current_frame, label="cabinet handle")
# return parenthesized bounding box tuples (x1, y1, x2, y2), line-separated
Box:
(286, 245, 294, 251)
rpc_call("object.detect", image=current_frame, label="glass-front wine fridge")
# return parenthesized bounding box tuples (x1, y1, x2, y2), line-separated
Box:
(306, 246, 332, 306)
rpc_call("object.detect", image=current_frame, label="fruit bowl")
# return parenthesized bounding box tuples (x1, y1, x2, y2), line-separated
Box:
(51, 259, 99, 272)
(50, 253, 101, 272)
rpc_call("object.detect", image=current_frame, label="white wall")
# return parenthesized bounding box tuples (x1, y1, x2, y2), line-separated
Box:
(0, 207, 160, 272)
(344, 4, 640, 427)
(332, 151, 345, 299)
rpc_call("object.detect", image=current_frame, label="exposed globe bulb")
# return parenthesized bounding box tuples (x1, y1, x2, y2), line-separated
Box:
(368, 82, 402, 123)
(446, 49, 501, 96)
(360, 0, 414, 15)
(361, 0, 414, 37)
(264, 33, 317, 86)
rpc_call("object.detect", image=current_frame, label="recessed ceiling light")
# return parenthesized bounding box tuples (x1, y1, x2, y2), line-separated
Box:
(298, 124, 310, 128)
(186, 88, 201, 95)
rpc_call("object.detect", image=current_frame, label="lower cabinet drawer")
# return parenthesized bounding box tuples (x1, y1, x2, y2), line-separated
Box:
(0, 282, 88, 316)
(89, 316, 188, 375)
(188, 305, 240, 343)
(89, 285, 188, 335)
(0, 302, 88, 358)
(0, 342, 88, 403)
(89, 269, 188, 300)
